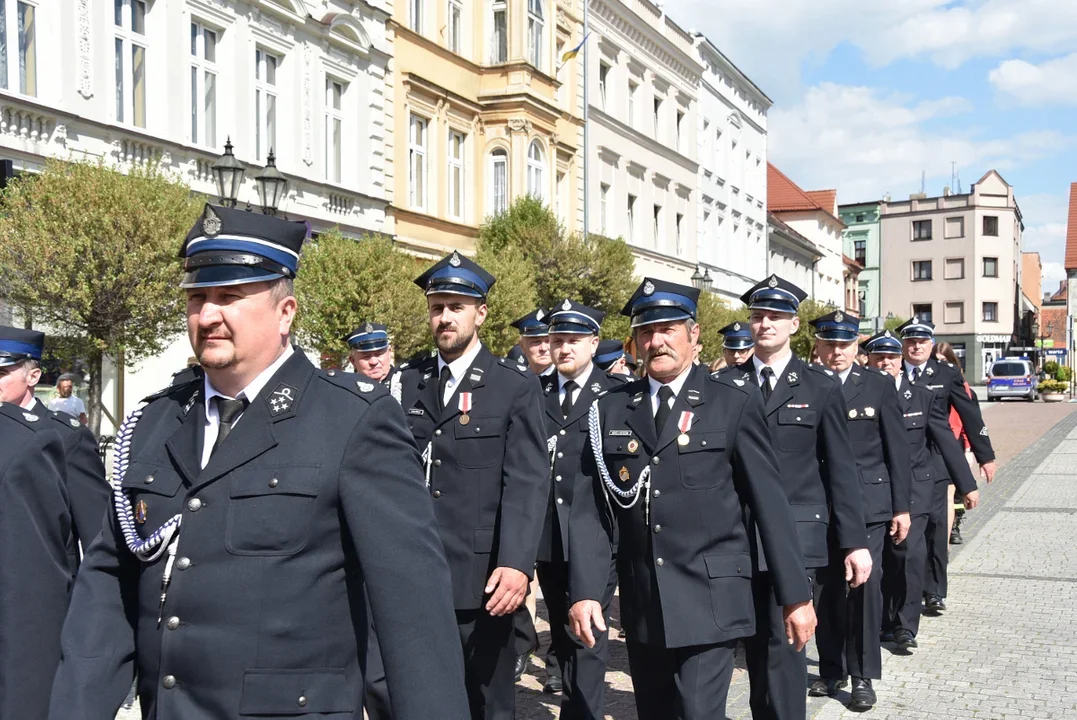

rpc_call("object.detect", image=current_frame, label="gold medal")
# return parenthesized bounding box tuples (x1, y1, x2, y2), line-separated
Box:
(677, 433, 690, 446)
(627, 439, 639, 453)
(618, 466, 630, 482)
(459, 414, 470, 425)
(135, 499, 148, 525)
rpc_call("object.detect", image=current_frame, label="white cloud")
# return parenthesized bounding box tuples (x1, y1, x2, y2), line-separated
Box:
(988, 53, 1077, 106)
(1042, 261, 1066, 290)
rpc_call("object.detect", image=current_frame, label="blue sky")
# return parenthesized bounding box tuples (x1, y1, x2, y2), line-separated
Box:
(664, 0, 1077, 288)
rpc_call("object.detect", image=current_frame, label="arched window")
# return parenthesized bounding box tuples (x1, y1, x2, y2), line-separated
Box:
(526, 140, 545, 200)
(489, 148, 508, 215)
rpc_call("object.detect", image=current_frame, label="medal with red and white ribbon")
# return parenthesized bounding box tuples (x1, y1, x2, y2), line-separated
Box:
(677, 411, 694, 446)
(459, 392, 473, 425)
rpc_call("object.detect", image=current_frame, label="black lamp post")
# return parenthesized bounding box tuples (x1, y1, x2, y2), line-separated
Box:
(254, 150, 288, 216)
(690, 265, 712, 291)
(211, 137, 246, 208)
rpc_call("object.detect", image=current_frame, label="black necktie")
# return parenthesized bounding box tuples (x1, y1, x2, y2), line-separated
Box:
(760, 367, 775, 403)
(912, 367, 922, 384)
(211, 396, 249, 458)
(438, 365, 452, 410)
(561, 380, 578, 418)
(654, 385, 675, 434)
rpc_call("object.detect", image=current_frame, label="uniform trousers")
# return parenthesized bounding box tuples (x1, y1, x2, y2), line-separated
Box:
(513, 605, 539, 659)
(882, 513, 930, 637)
(924, 479, 951, 598)
(626, 639, 737, 720)
(816, 521, 887, 681)
(363, 619, 393, 720)
(457, 608, 516, 720)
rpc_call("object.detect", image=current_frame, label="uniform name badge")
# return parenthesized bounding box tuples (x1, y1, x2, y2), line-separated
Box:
(677, 411, 694, 446)
(459, 392, 473, 425)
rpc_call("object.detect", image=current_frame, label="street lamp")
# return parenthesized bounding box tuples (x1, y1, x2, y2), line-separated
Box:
(254, 150, 288, 216)
(211, 137, 246, 208)
(690, 265, 711, 291)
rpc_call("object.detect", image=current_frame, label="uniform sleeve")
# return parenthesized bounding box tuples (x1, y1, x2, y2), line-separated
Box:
(567, 414, 615, 605)
(879, 380, 913, 514)
(339, 394, 470, 720)
(926, 396, 978, 496)
(949, 368, 994, 464)
(731, 390, 811, 606)
(0, 429, 73, 720)
(817, 381, 868, 549)
(493, 374, 549, 576)
(63, 426, 110, 549)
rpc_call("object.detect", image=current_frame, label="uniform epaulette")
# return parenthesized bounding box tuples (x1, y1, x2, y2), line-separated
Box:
(807, 362, 837, 378)
(48, 410, 83, 431)
(0, 401, 48, 430)
(497, 356, 531, 376)
(400, 355, 436, 376)
(142, 368, 203, 403)
(319, 368, 389, 403)
(399, 361, 410, 370)
(945, 361, 955, 368)
(606, 371, 630, 385)
(709, 368, 752, 391)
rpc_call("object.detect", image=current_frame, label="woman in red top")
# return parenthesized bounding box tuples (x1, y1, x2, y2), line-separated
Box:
(935, 342, 977, 545)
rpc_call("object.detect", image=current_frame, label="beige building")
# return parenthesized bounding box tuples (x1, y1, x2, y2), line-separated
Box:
(390, 0, 584, 258)
(879, 170, 1024, 381)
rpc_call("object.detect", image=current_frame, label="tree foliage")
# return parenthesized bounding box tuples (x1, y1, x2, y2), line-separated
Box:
(791, 298, 839, 361)
(0, 159, 201, 432)
(696, 292, 745, 365)
(294, 232, 430, 366)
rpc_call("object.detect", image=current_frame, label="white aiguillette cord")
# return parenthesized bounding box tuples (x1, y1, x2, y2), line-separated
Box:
(587, 400, 652, 526)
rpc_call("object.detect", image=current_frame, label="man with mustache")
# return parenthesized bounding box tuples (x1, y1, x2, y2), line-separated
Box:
(733, 275, 869, 720)
(398, 252, 548, 720)
(568, 278, 814, 720)
(49, 205, 470, 720)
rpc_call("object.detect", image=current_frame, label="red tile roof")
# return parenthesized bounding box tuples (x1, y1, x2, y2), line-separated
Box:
(768, 164, 844, 226)
(1067, 183, 1077, 271)
(807, 190, 838, 215)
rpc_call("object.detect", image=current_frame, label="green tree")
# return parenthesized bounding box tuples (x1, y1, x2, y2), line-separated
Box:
(696, 292, 745, 365)
(294, 231, 430, 367)
(474, 241, 537, 356)
(0, 159, 200, 434)
(883, 315, 907, 333)
(791, 298, 839, 360)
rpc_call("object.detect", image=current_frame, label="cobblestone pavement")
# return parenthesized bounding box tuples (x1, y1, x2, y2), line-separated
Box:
(116, 400, 1075, 720)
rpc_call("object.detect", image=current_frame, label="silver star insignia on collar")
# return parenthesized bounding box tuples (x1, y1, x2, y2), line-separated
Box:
(925, 367, 934, 376)
(357, 381, 375, 393)
(69, 418, 80, 427)
(23, 412, 39, 422)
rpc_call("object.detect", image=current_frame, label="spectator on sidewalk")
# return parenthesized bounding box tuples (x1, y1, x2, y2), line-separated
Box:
(934, 342, 977, 546)
(49, 373, 88, 425)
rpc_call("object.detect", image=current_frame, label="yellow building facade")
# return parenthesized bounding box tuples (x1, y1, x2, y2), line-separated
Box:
(390, 0, 585, 257)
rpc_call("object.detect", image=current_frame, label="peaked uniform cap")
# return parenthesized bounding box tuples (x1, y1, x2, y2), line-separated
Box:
(414, 251, 495, 298)
(511, 308, 551, 337)
(718, 321, 754, 350)
(180, 203, 308, 288)
(810, 310, 860, 342)
(896, 316, 935, 339)
(621, 278, 700, 328)
(346, 322, 390, 352)
(0, 325, 44, 367)
(548, 299, 605, 335)
(865, 329, 902, 355)
(594, 339, 626, 368)
(740, 274, 807, 314)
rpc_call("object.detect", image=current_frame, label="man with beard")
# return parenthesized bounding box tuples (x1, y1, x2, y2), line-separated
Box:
(808, 312, 911, 711)
(49, 205, 469, 720)
(0, 326, 109, 561)
(898, 316, 994, 616)
(866, 330, 978, 653)
(568, 278, 814, 720)
(398, 252, 548, 720)
(718, 321, 754, 368)
(735, 275, 870, 720)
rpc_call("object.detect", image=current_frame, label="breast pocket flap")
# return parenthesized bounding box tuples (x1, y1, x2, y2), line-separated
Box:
(678, 430, 726, 455)
(704, 552, 752, 579)
(777, 408, 817, 427)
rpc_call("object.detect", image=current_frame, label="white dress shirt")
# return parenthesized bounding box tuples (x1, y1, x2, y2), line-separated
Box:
(202, 344, 294, 468)
(558, 364, 593, 409)
(904, 360, 928, 382)
(838, 366, 854, 385)
(647, 364, 692, 416)
(436, 341, 484, 407)
(752, 352, 794, 390)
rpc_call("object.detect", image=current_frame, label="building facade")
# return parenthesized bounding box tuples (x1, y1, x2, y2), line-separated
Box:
(391, 0, 584, 258)
(585, 0, 700, 284)
(839, 201, 881, 332)
(692, 34, 769, 303)
(1, 0, 393, 431)
(766, 212, 821, 295)
(879, 170, 1024, 381)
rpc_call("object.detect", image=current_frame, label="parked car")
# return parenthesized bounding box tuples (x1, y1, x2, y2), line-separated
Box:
(986, 358, 1038, 401)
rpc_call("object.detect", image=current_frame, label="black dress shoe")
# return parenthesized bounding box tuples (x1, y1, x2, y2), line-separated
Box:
(849, 677, 876, 710)
(892, 628, 917, 653)
(514, 654, 529, 682)
(879, 629, 894, 643)
(542, 676, 563, 694)
(924, 594, 946, 615)
(950, 525, 963, 544)
(808, 677, 846, 697)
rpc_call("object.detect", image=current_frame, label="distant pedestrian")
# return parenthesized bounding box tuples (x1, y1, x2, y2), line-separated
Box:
(49, 373, 88, 425)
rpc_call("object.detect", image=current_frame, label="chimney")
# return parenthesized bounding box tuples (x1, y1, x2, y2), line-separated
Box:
(943, 186, 951, 196)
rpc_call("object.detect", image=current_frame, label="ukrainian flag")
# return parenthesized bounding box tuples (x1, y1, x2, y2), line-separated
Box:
(560, 33, 590, 63)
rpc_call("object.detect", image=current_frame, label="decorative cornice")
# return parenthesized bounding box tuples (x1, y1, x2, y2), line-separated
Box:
(76, 0, 93, 99)
(590, 0, 702, 90)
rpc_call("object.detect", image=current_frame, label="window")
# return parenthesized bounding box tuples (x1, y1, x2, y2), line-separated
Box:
(0, 0, 36, 96)
(254, 49, 279, 161)
(627, 194, 636, 243)
(653, 96, 662, 139)
(526, 140, 544, 199)
(912, 219, 932, 240)
(447, 130, 465, 220)
(676, 110, 684, 151)
(555, 171, 565, 222)
(410, 0, 423, 33)
(652, 204, 661, 248)
(855, 213, 865, 223)
(599, 183, 610, 234)
(447, 0, 462, 53)
(408, 115, 428, 210)
(115, 0, 147, 127)
(911, 303, 933, 325)
(983, 256, 998, 277)
(527, 0, 543, 70)
(944, 257, 965, 279)
(945, 216, 964, 238)
(598, 62, 609, 109)
(983, 215, 999, 236)
(854, 238, 866, 266)
(190, 22, 217, 147)
(490, 0, 507, 62)
(944, 302, 964, 324)
(490, 149, 507, 215)
(325, 78, 344, 183)
(627, 81, 638, 127)
(982, 302, 998, 322)
(675, 213, 684, 255)
(912, 260, 932, 281)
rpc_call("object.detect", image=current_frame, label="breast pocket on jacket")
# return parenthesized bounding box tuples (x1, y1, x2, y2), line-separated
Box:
(227, 465, 322, 556)
(677, 431, 727, 489)
(847, 415, 879, 441)
(703, 552, 754, 631)
(777, 408, 818, 451)
(791, 504, 829, 566)
(454, 416, 503, 469)
(120, 461, 184, 540)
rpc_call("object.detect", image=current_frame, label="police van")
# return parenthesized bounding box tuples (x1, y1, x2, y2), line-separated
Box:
(986, 357, 1037, 402)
